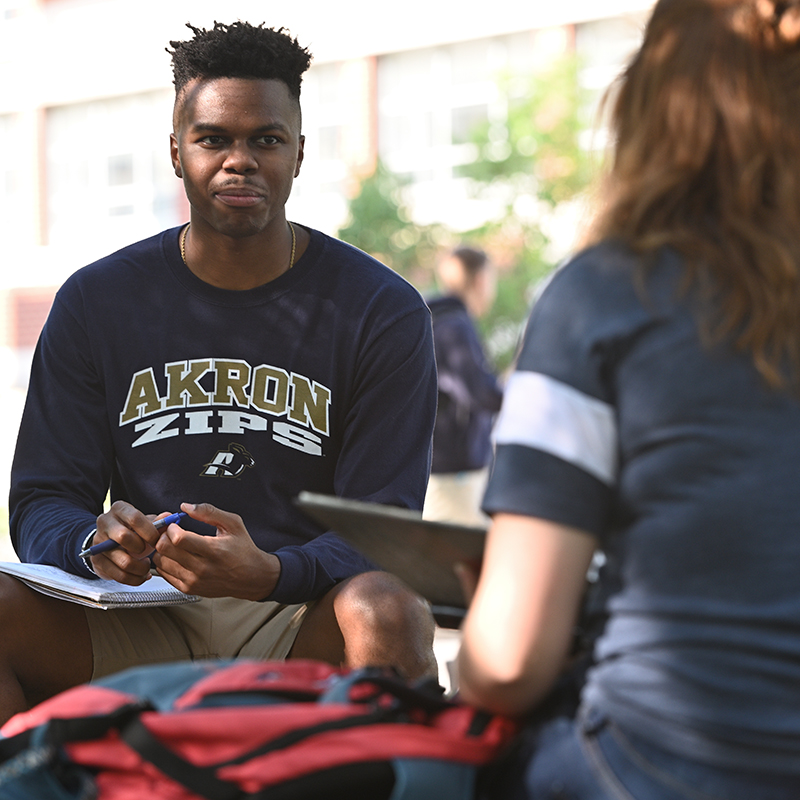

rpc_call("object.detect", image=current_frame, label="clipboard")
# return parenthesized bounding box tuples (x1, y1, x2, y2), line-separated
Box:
(295, 491, 486, 611)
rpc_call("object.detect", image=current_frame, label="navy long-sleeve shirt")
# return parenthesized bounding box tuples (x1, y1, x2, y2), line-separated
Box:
(10, 225, 437, 604)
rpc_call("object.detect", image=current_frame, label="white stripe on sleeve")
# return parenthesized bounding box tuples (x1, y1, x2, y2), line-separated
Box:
(493, 371, 618, 485)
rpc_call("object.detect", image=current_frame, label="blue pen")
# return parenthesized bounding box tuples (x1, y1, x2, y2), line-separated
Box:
(78, 511, 187, 559)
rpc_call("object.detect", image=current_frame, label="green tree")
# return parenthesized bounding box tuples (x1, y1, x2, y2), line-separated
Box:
(458, 56, 595, 372)
(458, 57, 593, 206)
(339, 55, 595, 372)
(337, 161, 448, 289)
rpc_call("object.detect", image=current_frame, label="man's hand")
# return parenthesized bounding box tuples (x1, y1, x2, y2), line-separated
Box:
(90, 500, 167, 584)
(150, 502, 281, 600)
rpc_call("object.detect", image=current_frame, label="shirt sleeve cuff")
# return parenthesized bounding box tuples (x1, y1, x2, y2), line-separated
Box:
(79, 528, 97, 574)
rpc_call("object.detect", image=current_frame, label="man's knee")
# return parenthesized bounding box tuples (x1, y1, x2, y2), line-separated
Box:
(291, 571, 438, 679)
(334, 571, 435, 638)
(332, 571, 437, 679)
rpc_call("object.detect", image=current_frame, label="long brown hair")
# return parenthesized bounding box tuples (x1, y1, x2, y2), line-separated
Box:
(587, 0, 800, 387)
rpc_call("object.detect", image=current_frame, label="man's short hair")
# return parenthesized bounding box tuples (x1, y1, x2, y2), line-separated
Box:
(167, 21, 312, 100)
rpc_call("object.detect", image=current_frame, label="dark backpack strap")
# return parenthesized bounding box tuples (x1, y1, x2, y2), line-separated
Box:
(0, 702, 153, 800)
(119, 705, 398, 798)
(120, 717, 242, 800)
(0, 728, 34, 763)
(41, 701, 153, 746)
(319, 668, 448, 712)
(0, 700, 152, 764)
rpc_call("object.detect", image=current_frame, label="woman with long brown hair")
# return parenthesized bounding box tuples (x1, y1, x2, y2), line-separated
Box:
(458, 1, 800, 797)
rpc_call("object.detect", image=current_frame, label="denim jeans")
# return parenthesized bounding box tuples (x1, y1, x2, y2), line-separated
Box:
(486, 707, 800, 800)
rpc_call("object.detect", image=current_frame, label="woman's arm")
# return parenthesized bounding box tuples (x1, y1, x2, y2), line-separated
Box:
(457, 512, 598, 716)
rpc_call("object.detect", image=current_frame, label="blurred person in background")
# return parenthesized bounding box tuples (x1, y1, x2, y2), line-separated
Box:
(458, 0, 800, 797)
(424, 247, 503, 527)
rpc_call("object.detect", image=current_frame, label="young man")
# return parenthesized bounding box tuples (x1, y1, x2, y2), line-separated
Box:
(1, 22, 438, 725)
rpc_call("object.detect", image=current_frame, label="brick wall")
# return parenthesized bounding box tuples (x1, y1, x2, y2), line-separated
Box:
(9, 288, 56, 348)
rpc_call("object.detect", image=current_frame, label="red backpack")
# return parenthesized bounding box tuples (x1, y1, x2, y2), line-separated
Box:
(0, 659, 518, 800)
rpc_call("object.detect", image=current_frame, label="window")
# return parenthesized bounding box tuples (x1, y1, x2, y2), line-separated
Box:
(291, 58, 375, 234)
(108, 154, 134, 187)
(46, 91, 182, 250)
(575, 13, 648, 140)
(376, 35, 532, 227)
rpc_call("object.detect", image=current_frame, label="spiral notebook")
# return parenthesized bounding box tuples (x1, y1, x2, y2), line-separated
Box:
(0, 562, 200, 610)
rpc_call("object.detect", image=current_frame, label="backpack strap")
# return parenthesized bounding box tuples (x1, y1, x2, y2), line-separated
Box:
(41, 702, 152, 745)
(0, 728, 34, 763)
(0, 702, 154, 800)
(120, 717, 241, 800)
(118, 705, 397, 800)
(0, 700, 151, 763)
(319, 668, 448, 712)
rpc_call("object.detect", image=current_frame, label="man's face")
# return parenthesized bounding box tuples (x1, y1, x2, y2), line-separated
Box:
(170, 77, 305, 240)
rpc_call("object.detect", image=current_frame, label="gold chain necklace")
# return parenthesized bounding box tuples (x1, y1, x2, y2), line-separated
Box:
(180, 223, 189, 264)
(288, 221, 296, 269)
(180, 222, 297, 271)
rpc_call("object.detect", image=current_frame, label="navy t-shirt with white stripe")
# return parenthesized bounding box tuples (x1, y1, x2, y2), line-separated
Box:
(484, 241, 800, 773)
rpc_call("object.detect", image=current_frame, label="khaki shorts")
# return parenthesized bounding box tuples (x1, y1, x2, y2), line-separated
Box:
(84, 596, 309, 680)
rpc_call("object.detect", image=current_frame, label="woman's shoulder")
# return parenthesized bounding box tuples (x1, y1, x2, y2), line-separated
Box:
(541, 240, 686, 312)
